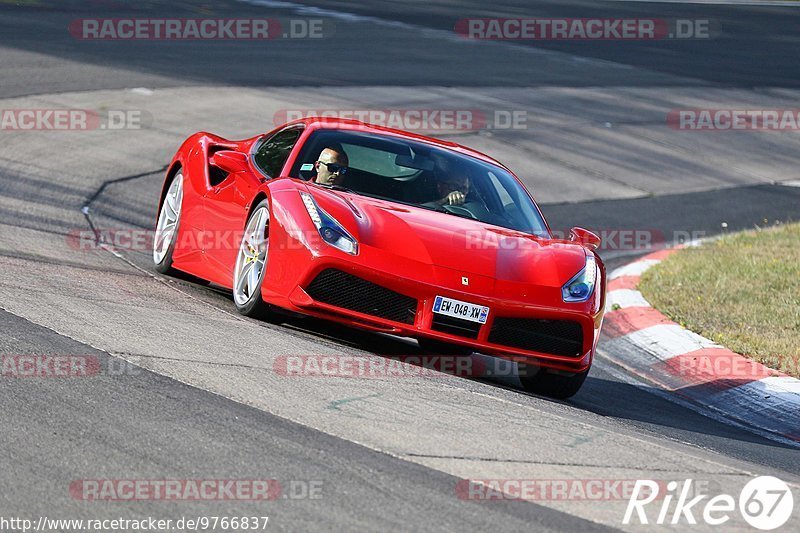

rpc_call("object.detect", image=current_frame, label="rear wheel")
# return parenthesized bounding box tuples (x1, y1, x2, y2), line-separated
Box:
(518, 363, 588, 399)
(232, 199, 274, 318)
(153, 171, 183, 274)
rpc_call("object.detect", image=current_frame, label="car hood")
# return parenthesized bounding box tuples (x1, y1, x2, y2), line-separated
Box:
(314, 189, 588, 287)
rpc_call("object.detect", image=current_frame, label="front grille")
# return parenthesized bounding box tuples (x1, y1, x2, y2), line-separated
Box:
(431, 314, 481, 339)
(488, 317, 583, 357)
(306, 269, 417, 324)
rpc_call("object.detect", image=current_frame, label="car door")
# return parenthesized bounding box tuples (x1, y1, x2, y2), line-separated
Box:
(202, 126, 304, 285)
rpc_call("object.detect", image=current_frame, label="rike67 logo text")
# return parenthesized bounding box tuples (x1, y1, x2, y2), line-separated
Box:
(624, 476, 794, 530)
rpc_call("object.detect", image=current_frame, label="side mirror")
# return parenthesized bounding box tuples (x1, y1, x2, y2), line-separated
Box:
(210, 150, 249, 174)
(569, 227, 601, 250)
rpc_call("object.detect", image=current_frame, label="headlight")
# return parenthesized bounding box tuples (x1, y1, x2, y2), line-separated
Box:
(300, 192, 358, 255)
(562, 254, 597, 302)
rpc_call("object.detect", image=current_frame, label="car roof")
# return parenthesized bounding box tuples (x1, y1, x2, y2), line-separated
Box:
(285, 117, 511, 171)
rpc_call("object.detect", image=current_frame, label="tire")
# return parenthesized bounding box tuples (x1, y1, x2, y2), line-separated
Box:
(232, 198, 274, 318)
(153, 170, 184, 274)
(417, 337, 473, 356)
(518, 363, 588, 399)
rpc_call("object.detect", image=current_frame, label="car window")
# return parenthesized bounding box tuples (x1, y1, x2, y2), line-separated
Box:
(340, 143, 418, 177)
(253, 127, 302, 177)
(487, 171, 515, 207)
(289, 129, 549, 236)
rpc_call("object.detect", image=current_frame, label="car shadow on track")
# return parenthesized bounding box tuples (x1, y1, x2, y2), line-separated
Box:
(235, 302, 800, 453)
(140, 263, 800, 474)
(575, 374, 798, 449)
(140, 256, 800, 462)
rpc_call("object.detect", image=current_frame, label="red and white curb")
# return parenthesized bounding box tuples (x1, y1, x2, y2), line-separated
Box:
(600, 248, 800, 444)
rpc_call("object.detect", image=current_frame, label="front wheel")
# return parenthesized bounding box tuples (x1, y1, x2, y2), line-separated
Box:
(518, 363, 588, 399)
(232, 199, 273, 318)
(153, 171, 184, 274)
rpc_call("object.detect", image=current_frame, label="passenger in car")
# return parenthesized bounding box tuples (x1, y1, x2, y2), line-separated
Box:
(313, 145, 349, 186)
(426, 166, 472, 207)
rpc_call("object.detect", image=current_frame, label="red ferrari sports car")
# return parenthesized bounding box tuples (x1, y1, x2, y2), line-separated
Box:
(153, 118, 605, 398)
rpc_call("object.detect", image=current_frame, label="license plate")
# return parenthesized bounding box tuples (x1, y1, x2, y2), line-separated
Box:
(433, 296, 489, 324)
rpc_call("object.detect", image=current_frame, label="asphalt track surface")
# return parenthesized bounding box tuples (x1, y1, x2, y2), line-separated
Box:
(1, 1, 800, 531)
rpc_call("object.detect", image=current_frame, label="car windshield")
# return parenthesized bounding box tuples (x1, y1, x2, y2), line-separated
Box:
(290, 129, 549, 237)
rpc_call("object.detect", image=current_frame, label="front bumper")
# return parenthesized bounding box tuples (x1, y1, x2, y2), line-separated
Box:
(265, 244, 602, 373)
